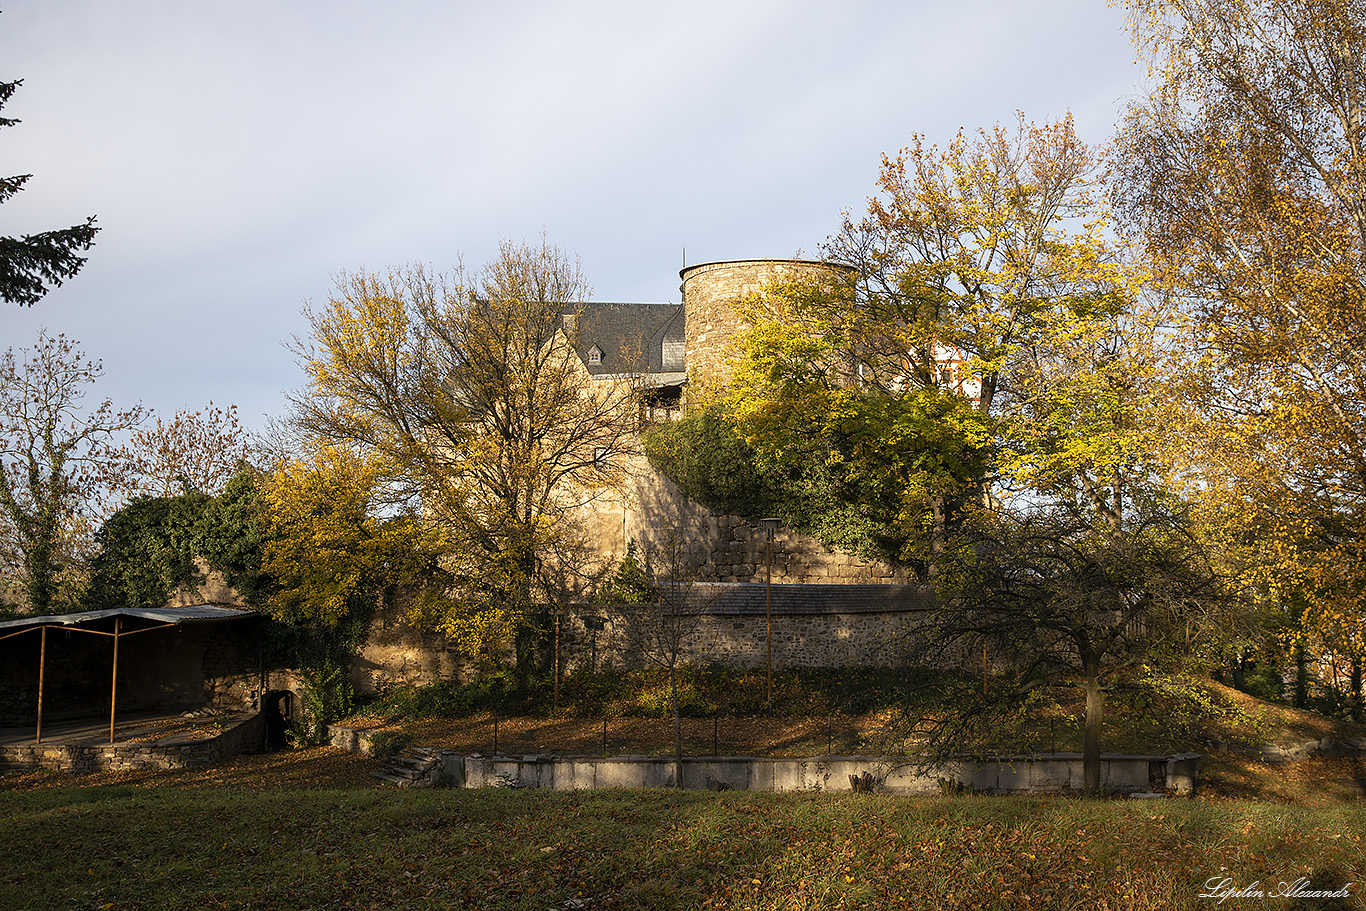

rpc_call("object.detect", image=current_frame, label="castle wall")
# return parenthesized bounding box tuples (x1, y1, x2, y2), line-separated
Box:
(353, 593, 475, 695)
(575, 451, 910, 585)
(557, 596, 937, 672)
(569, 257, 907, 586)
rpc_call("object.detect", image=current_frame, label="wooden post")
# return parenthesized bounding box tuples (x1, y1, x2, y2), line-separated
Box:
(553, 610, 561, 711)
(109, 617, 121, 744)
(36, 626, 47, 745)
(766, 526, 774, 712)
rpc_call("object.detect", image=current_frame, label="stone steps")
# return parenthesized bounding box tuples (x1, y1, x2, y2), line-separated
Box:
(371, 746, 443, 788)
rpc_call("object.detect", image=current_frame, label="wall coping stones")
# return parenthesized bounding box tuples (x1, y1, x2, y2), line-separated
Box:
(326, 726, 1199, 796)
(595, 583, 937, 616)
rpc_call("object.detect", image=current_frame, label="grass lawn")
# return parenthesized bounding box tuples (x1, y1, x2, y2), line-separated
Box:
(1, 771, 1363, 911)
(2, 673, 1363, 909)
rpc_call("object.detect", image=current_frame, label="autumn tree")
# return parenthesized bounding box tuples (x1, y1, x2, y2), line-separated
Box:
(119, 403, 254, 498)
(0, 331, 142, 614)
(289, 237, 642, 669)
(899, 241, 1244, 794)
(257, 447, 457, 737)
(1114, 0, 1366, 705)
(661, 116, 1139, 578)
(0, 80, 98, 306)
(918, 507, 1235, 796)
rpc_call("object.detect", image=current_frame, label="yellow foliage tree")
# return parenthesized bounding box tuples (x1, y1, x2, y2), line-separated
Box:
(288, 237, 640, 662)
(716, 115, 1148, 575)
(258, 447, 449, 633)
(1115, 0, 1366, 708)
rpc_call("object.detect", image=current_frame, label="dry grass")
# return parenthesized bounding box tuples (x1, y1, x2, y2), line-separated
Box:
(2, 784, 1364, 910)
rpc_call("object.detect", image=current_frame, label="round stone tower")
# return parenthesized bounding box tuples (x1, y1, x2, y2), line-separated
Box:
(679, 258, 854, 391)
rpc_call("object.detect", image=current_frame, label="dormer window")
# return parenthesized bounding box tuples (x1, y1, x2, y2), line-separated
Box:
(562, 314, 577, 334)
(587, 345, 603, 366)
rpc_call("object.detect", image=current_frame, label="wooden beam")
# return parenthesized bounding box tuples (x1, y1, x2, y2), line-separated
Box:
(109, 617, 121, 744)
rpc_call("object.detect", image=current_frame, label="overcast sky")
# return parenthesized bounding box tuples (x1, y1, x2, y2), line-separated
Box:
(2, 1, 1148, 432)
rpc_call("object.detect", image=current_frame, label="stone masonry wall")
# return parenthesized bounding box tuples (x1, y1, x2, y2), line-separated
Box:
(557, 590, 936, 672)
(352, 593, 474, 695)
(679, 259, 855, 390)
(0, 711, 265, 773)
(575, 451, 913, 587)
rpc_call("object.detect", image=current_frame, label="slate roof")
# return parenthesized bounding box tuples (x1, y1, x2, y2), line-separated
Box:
(562, 302, 684, 377)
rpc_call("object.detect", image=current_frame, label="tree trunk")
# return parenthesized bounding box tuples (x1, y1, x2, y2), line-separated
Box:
(511, 543, 539, 691)
(1082, 653, 1103, 797)
(1295, 642, 1309, 708)
(24, 530, 55, 616)
(1352, 653, 1363, 723)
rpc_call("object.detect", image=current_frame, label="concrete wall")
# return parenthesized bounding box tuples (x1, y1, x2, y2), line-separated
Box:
(326, 723, 1200, 796)
(451, 752, 1197, 795)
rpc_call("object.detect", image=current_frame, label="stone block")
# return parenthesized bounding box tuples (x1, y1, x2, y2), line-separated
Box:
(1102, 759, 1150, 792)
(1028, 759, 1076, 792)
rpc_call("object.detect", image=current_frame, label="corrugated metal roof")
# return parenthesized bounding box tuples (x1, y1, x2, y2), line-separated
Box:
(0, 604, 255, 632)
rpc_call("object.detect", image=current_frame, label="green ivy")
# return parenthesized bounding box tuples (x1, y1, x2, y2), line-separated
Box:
(84, 468, 269, 612)
(85, 492, 212, 610)
(642, 401, 906, 568)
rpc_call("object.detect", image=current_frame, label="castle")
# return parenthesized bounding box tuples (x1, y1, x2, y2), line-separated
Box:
(561, 258, 911, 588)
(0, 261, 945, 740)
(353, 258, 942, 687)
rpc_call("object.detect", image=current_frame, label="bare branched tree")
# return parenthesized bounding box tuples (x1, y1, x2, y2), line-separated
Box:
(289, 236, 645, 664)
(908, 508, 1238, 795)
(0, 331, 143, 614)
(624, 531, 721, 785)
(117, 402, 254, 498)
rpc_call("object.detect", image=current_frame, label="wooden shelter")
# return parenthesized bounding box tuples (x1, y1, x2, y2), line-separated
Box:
(0, 605, 254, 743)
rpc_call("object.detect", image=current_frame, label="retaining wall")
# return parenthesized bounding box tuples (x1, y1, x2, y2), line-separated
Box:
(447, 752, 1198, 795)
(327, 727, 1197, 795)
(0, 711, 265, 773)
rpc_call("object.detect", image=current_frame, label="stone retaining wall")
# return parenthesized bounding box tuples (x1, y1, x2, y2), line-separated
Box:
(0, 712, 264, 773)
(562, 583, 941, 671)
